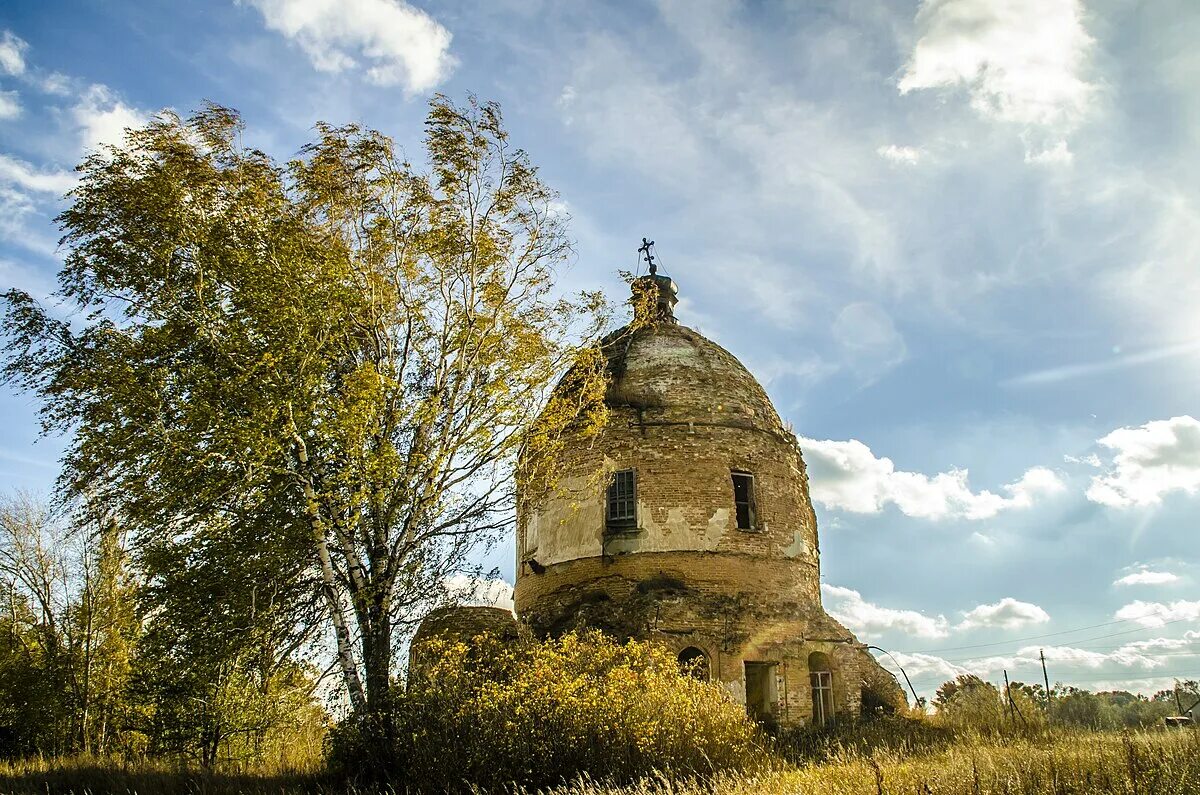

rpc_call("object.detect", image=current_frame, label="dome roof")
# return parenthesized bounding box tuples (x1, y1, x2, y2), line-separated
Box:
(600, 318, 787, 437)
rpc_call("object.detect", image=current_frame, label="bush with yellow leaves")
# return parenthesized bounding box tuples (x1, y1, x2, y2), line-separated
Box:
(328, 630, 764, 791)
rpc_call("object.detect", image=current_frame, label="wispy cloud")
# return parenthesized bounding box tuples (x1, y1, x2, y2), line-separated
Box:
(1005, 341, 1200, 387)
(0, 30, 28, 77)
(1115, 600, 1200, 628)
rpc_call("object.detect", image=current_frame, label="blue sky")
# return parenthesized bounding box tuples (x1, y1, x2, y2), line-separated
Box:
(1, 0, 1198, 700)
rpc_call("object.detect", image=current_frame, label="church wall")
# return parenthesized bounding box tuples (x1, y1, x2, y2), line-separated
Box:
(509, 304, 899, 729)
(519, 415, 821, 574)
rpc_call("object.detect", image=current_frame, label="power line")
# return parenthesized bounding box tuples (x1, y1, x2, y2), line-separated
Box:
(900, 615, 1192, 655)
(906, 668, 1200, 688)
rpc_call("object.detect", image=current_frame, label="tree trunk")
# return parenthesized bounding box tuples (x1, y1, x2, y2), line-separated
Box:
(290, 415, 368, 714)
(363, 605, 392, 716)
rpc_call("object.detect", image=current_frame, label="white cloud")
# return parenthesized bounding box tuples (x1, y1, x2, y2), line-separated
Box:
(0, 30, 28, 77)
(1115, 569, 1181, 587)
(0, 184, 56, 257)
(1115, 600, 1200, 628)
(899, 0, 1095, 130)
(0, 90, 20, 120)
(800, 436, 1064, 520)
(1064, 453, 1102, 467)
(0, 154, 76, 194)
(1087, 416, 1200, 507)
(1007, 342, 1200, 387)
(957, 597, 1050, 631)
(245, 0, 454, 93)
(1025, 139, 1073, 165)
(72, 84, 148, 153)
(40, 73, 73, 96)
(443, 574, 514, 612)
(877, 144, 922, 165)
(822, 584, 950, 639)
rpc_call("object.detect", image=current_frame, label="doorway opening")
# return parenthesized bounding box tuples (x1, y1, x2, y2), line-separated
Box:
(743, 661, 777, 724)
(809, 651, 834, 726)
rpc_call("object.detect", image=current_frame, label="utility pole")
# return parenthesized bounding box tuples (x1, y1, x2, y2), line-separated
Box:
(1040, 648, 1052, 721)
(1003, 670, 1014, 724)
(1004, 670, 1028, 728)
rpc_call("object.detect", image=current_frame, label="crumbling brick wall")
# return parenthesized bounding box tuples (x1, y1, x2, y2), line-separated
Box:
(510, 289, 899, 727)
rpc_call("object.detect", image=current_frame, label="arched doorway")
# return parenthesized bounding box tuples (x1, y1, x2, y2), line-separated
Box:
(678, 646, 710, 681)
(809, 651, 834, 726)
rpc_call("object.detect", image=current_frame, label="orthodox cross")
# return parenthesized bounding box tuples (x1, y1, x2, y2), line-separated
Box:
(638, 237, 658, 275)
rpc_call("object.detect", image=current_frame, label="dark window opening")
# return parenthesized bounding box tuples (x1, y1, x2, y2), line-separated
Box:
(732, 471, 756, 530)
(606, 469, 637, 529)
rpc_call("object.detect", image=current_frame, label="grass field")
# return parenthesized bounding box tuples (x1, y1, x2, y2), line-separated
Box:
(0, 727, 1196, 794)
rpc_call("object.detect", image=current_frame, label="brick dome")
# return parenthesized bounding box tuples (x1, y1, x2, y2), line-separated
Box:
(510, 272, 903, 726)
(600, 320, 788, 437)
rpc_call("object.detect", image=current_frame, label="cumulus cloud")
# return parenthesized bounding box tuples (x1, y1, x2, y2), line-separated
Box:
(896, 632, 1200, 698)
(899, 0, 1095, 132)
(1115, 568, 1180, 587)
(72, 84, 147, 153)
(957, 597, 1050, 631)
(0, 30, 27, 76)
(0, 154, 76, 194)
(443, 573, 514, 612)
(800, 437, 1064, 520)
(245, 0, 454, 93)
(1115, 600, 1200, 628)
(0, 90, 20, 120)
(1087, 416, 1200, 507)
(822, 584, 950, 639)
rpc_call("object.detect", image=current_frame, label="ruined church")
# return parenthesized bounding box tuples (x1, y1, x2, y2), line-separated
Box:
(416, 250, 903, 727)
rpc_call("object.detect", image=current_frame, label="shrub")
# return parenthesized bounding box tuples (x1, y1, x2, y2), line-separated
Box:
(328, 630, 764, 791)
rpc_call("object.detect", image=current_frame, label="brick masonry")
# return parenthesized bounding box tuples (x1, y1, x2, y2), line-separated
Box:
(507, 277, 905, 726)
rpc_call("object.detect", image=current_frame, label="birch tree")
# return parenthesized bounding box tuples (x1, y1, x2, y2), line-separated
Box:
(2, 97, 609, 719)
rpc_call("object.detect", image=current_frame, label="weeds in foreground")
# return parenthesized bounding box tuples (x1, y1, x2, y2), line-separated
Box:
(1, 727, 1197, 794)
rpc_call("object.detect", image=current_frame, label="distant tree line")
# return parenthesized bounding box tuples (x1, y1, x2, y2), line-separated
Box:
(932, 673, 1195, 732)
(0, 492, 327, 765)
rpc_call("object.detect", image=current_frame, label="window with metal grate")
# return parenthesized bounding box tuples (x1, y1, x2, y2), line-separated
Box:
(606, 469, 637, 529)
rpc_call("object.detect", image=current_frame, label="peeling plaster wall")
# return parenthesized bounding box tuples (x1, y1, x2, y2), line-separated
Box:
(511, 318, 898, 726)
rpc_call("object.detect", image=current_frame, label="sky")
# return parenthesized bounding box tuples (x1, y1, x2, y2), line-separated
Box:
(0, 0, 1198, 702)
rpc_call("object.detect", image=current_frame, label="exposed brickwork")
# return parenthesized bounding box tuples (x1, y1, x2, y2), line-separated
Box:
(504, 277, 903, 726)
(509, 282, 902, 726)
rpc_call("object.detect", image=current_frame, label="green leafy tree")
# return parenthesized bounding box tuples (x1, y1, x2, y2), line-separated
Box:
(2, 97, 608, 720)
(933, 675, 1007, 731)
(0, 493, 139, 756)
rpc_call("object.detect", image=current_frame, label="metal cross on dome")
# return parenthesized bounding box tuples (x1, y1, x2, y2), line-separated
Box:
(638, 237, 658, 276)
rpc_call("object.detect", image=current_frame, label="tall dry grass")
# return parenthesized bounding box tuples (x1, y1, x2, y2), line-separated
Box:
(1, 726, 1196, 793)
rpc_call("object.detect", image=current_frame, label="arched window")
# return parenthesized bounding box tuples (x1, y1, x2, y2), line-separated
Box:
(809, 651, 834, 726)
(678, 647, 710, 681)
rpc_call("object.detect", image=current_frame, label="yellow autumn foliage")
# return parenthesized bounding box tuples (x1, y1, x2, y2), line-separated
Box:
(329, 630, 764, 791)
